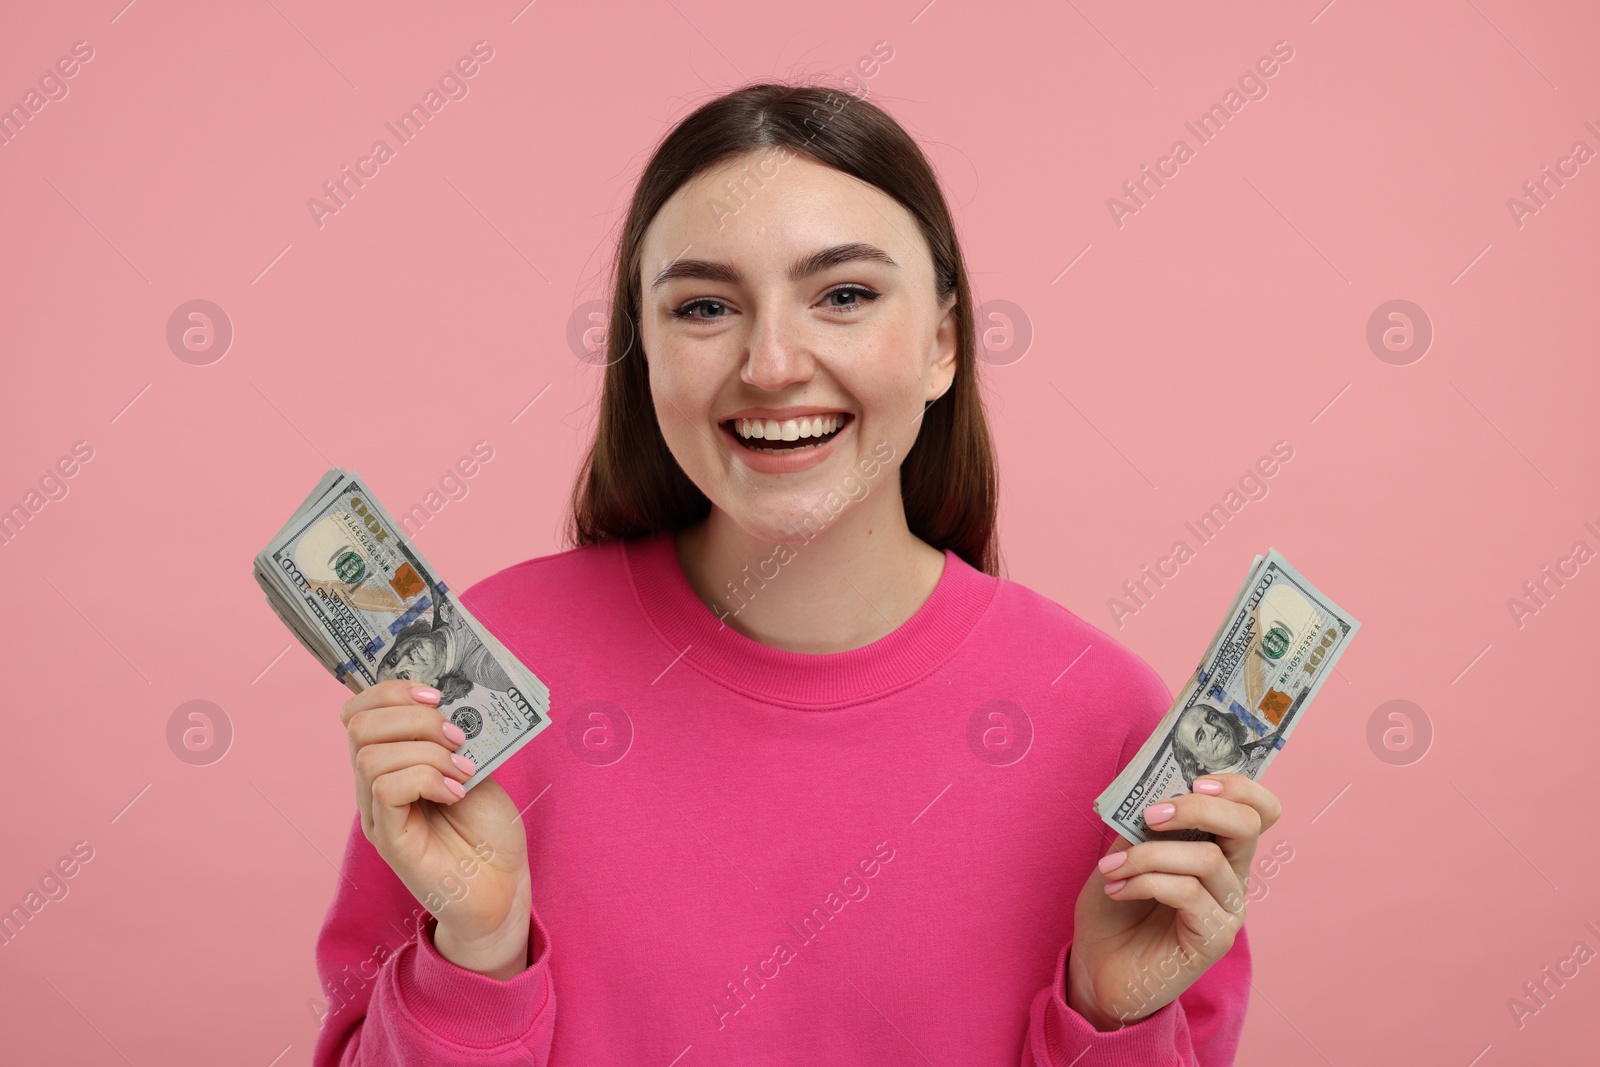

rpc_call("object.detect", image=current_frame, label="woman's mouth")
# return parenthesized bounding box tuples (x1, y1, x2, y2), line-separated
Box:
(722, 413, 853, 454)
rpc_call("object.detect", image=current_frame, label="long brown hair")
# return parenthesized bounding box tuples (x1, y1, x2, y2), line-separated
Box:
(565, 82, 1000, 576)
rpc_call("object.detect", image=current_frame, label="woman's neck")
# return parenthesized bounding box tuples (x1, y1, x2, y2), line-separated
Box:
(673, 494, 947, 655)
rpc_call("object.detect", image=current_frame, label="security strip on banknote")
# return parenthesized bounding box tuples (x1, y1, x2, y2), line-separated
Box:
(253, 469, 552, 793)
(1094, 549, 1360, 844)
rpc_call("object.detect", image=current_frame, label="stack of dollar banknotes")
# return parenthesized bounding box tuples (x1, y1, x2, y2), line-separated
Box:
(254, 469, 552, 793)
(1094, 551, 1360, 844)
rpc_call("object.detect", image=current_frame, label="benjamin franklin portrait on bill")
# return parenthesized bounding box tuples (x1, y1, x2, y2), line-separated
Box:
(373, 541, 513, 703)
(1170, 701, 1284, 787)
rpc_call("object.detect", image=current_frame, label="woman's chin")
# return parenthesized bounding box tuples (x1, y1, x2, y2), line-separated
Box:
(727, 500, 849, 547)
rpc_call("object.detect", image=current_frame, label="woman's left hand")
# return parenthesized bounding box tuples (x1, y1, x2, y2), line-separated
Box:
(1066, 773, 1282, 1030)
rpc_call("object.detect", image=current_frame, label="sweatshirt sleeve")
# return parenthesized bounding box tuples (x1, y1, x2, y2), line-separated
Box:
(311, 812, 558, 1066)
(1020, 925, 1251, 1065)
(1018, 639, 1253, 1065)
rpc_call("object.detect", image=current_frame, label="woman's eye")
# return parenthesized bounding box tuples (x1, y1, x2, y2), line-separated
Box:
(671, 299, 728, 320)
(822, 285, 879, 311)
(671, 286, 878, 320)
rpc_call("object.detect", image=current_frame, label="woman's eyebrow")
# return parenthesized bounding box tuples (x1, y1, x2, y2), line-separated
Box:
(649, 242, 898, 289)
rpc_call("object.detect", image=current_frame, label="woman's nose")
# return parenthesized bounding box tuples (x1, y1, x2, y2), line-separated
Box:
(740, 307, 815, 391)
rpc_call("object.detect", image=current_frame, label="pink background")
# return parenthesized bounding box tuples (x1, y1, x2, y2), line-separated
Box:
(3, 0, 1596, 1062)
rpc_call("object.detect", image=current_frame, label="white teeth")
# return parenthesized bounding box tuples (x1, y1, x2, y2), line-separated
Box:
(732, 414, 844, 441)
(806, 415, 837, 438)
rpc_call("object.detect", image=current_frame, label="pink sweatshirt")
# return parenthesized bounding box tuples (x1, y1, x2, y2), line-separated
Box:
(312, 531, 1251, 1065)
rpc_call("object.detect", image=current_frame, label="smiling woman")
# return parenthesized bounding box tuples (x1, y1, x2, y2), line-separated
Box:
(573, 89, 996, 598)
(313, 82, 1272, 1067)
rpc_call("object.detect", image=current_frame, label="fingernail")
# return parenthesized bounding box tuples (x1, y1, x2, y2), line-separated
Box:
(1103, 878, 1128, 894)
(1144, 803, 1176, 825)
(451, 753, 477, 775)
(412, 686, 441, 705)
(442, 721, 467, 745)
(443, 777, 466, 798)
(1194, 778, 1224, 795)
(1097, 852, 1127, 875)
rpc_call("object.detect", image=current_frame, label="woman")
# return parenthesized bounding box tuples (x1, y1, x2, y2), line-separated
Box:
(313, 83, 1280, 1065)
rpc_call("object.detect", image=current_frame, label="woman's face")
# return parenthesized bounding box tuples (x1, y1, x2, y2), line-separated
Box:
(637, 148, 958, 543)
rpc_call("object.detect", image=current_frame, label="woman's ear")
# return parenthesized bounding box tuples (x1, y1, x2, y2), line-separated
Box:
(926, 293, 960, 403)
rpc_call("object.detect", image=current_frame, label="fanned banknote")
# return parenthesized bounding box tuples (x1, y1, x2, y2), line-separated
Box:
(253, 469, 552, 792)
(1094, 549, 1360, 844)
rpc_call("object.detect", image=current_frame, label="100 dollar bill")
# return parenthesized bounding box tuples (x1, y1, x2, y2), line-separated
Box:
(1094, 549, 1359, 844)
(254, 469, 552, 792)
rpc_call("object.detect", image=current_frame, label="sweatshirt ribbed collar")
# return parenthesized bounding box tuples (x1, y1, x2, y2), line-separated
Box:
(623, 529, 998, 709)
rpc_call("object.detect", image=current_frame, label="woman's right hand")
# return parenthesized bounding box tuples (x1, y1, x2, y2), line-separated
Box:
(341, 679, 533, 979)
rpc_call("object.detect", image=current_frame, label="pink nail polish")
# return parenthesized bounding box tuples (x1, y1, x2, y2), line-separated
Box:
(1103, 878, 1128, 894)
(412, 686, 442, 705)
(442, 721, 467, 745)
(1194, 778, 1224, 795)
(1144, 803, 1176, 825)
(443, 777, 466, 798)
(1097, 852, 1126, 874)
(451, 753, 477, 774)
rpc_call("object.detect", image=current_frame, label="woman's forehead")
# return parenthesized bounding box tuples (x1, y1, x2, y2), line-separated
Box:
(641, 155, 924, 280)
